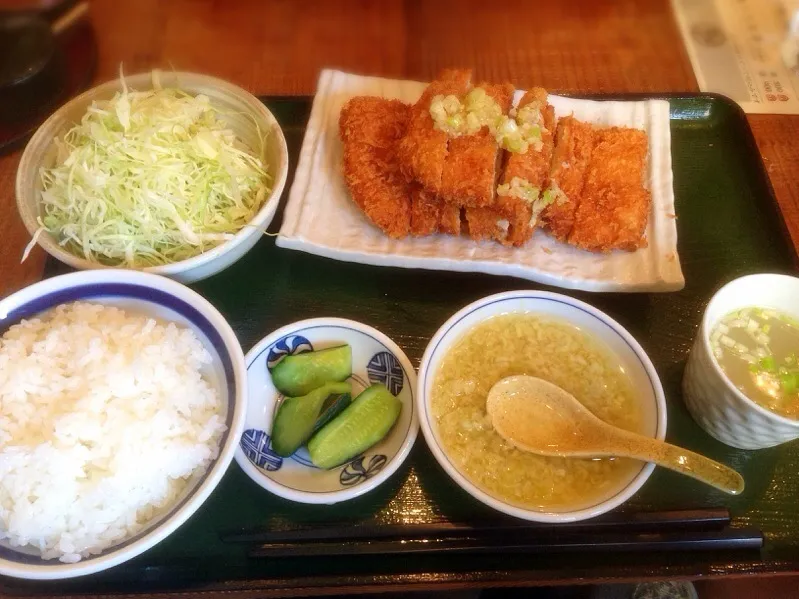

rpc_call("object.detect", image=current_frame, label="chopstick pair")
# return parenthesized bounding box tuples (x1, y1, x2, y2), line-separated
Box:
(220, 508, 764, 558)
(248, 529, 763, 558)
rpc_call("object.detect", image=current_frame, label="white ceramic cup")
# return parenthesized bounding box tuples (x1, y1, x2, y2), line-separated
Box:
(682, 273, 799, 449)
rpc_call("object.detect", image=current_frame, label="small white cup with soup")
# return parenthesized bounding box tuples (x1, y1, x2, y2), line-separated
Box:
(683, 273, 799, 449)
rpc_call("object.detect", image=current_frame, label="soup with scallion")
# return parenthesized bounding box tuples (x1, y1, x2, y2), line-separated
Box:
(430, 313, 644, 511)
(710, 307, 799, 419)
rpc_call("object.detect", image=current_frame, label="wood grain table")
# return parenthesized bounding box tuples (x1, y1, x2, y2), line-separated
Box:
(1, 0, 798, 298)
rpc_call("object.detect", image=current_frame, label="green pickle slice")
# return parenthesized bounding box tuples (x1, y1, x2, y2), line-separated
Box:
(308, 384, 402, 469)
(270, 345, 352, 396)
(270, 381, 352, 457)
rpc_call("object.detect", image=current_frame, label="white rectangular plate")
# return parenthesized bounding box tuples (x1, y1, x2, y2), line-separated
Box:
(277, 70, 684, 292)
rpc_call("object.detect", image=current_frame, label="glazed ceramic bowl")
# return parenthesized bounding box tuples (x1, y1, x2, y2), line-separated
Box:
(417, 290, 667, 523)
(683, 273, 799, 449)
(16, 71, 288, 283)
(0, 270, 247, 580)
(235, 318, 418, 504)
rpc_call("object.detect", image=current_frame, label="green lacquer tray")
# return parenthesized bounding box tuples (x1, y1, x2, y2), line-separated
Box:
(4, 95, 798, 598)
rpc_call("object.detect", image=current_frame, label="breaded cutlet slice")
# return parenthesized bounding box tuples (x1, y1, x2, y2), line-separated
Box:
(397, 69, 472, 195)
(438, 202, 462, 235)
(409, 185, 465, 236)
(340, 96, 413, 239)
(568, 127, 650, 252)
(495, 88, 557, 246)
(440, 82, 516, 208)
(541, 116, 594, 241)
(464, 207, 511, 243)
(410, 185, 440, 237)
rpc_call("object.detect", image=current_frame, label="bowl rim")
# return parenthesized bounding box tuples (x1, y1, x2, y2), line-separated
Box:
(416, 289, 667, 523)
(699, 272, 799, 429)
(0, 269, 248, 580)
(234, 317, 419, 505)
(15, 70, 289, 277)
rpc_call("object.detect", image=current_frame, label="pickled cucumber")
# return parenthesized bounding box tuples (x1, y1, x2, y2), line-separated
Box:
(307, 384, 402, 469)
(312, 392, 352, 435)
(270, 345, 351, 396)
(271, 381, 351, 457)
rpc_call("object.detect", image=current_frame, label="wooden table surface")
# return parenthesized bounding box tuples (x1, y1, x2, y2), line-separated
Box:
(1, 0, 798, 298)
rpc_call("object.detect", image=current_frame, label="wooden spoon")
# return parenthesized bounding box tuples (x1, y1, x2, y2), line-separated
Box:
(486, 375, 744, 495)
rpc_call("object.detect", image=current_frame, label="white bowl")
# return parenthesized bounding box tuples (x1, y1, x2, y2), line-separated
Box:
(683, 273, 799, 449)
(16, 71, 289, 284)
(417, 290, 667, 523)
(235, 318, 418, 504)
(0, 270, 247, 580)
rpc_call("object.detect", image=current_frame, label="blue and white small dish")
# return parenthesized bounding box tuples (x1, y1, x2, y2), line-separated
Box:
(235, 318, 418, 504)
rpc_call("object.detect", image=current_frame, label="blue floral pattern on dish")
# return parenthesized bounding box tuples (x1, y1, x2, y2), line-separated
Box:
(366, 351, 404, 395)
(240, 429, 283, 471)
(340, 454, 388, 486)
(266, 335, 313, 370)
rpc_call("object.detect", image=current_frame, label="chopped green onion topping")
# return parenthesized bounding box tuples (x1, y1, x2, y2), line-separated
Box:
(759, 356, 777, 372)
(781, 373, 799, 395)
(429, 91, 545, 153)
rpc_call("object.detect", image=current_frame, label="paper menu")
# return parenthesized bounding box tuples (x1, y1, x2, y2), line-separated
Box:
(673, 0, 799, 114)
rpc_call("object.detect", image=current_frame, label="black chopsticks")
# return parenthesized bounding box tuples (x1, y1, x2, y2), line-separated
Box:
(219, 508, 764, 557)
(249, 528, 763, 558)
(221, 508, 731, 544)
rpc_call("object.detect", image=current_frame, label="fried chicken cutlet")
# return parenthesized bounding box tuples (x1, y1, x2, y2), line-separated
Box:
(463, 88, 556, 246)
(410, 186, 465, 236)
(542, 116, 594, 242)
(568, 126, 650, 252)
(440, 82, 515, 208)
(438, 202, 462, 235)
(409, 185, 440, 236)
(339, 76, 652, 252)
(340, 96, 413, 238)
(397, 69, 472, 195)
(494, 88, 557, 246)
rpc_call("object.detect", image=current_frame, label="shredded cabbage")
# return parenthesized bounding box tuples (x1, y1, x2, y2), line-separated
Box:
(29, 71, 271, 267)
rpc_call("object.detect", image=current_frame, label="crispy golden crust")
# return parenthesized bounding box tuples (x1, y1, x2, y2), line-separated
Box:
(496, 88, 556, 246)
(396, 69, 472, 195)
(440, 82, 515, 208)
(464, 207, 510, 244)
(409, 185, 441, 236)
(542, 116, 594, 241)
(340, 96, 409, 148)
(340, 97, 413, 239)
(500, 88, 553, 190)
(568, 127, 650, 252)
(438, 202, 462, 235)
(339, 83, 651, 253)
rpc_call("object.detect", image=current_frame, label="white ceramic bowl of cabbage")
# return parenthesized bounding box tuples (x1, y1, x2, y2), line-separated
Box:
(16, 71, 289, 283)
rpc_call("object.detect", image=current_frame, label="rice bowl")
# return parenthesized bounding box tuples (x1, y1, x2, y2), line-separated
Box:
(0, 270, 247, 580)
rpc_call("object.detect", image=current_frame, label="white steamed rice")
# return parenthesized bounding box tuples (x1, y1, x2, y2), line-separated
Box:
(0, 301, 226, 563)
